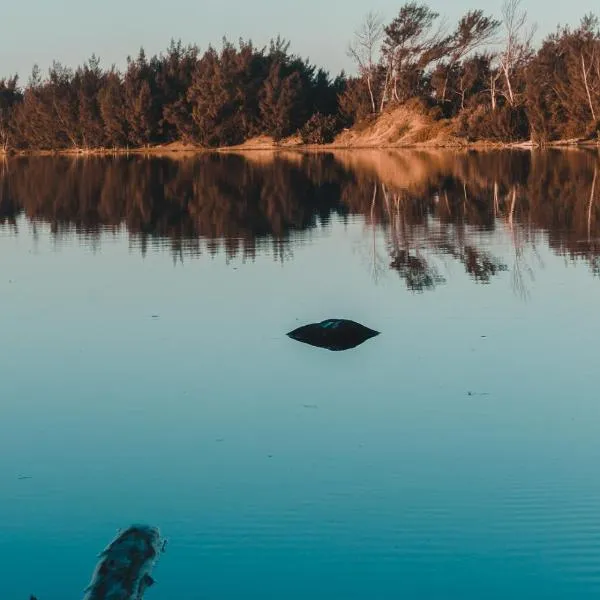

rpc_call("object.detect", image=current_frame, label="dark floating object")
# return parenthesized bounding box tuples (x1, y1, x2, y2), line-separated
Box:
(287, 319, 380, 351)
(83, 524, 165, 600)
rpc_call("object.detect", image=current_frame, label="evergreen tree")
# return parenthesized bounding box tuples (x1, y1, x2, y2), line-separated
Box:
(259, 62, 301, 140)
(0, 75, 21, 150)
(98, 70, 128, 146)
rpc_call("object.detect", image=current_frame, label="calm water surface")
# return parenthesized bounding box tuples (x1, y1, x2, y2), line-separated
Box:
(2, 150, 600, 599)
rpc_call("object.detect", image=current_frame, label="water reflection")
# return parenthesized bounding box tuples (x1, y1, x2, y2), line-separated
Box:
(1, 149, 599, 288)
(3, 150, 600, 600)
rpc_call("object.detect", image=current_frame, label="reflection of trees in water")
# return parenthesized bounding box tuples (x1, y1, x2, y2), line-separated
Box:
(353, 149, 600, 291)
(377, 183, 446, 292)
(390, 250, 446, 292)
(361, 180, 507, 291)
(1, 149, 600, 289)
(0, 154, 350, 261)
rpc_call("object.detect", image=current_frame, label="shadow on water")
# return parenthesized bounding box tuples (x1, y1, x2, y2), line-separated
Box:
(1, 148, 600, 291)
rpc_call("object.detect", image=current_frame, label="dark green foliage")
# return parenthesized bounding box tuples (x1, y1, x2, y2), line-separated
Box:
(187, 40, 267, 146)
(525, 16, 600, 142)
(300, 113, 339, 144)
(75, 56, 106, 148)
(183, 38, 345, 147)
(431, 54, 492, 117)
(123, 49, 160, 147)
(156, 40, 199, 142)
(259, 62, 302, 140)
(98, 71, 128, 146)
(0, 75, 21, 150)
(455, 104, 529, 141)
(338, 77, 374, 125)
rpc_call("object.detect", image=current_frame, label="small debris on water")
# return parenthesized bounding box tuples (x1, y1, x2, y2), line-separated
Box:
(302, 404, 319, 409)
(18, 475, 32, 480)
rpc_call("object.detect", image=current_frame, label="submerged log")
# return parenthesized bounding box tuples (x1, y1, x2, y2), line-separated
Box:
(287, 319, 380, 351)
(83, 524, 165, 600)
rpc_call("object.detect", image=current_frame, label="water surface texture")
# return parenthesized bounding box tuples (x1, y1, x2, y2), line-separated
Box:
(2, 150, 600, 599)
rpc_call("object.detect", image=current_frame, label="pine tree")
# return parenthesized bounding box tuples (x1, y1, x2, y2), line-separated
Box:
(259, 62, 301, 140)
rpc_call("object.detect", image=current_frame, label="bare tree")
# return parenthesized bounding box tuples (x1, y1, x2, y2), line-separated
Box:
(581, 53, 597, 122)
(348, 12, 384, 114)
(498, 0, 536, 107)
(576, 15, 600, 124)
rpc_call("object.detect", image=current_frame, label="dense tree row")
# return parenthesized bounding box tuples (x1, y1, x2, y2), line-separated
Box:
(2, 2, 600, 148)
(0, 38, 344, 150)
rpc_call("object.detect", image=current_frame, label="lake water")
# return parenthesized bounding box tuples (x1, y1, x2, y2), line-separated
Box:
(2, 149, 600, 599)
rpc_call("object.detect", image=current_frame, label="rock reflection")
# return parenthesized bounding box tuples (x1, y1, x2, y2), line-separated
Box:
(1, 148, 599, 289)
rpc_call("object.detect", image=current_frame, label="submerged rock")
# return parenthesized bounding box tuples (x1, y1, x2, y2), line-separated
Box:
(287, 319, 380, 351)
(83, 524, 165, 600)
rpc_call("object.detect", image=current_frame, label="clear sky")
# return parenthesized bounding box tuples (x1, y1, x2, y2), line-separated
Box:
(2, 0, 599, 81)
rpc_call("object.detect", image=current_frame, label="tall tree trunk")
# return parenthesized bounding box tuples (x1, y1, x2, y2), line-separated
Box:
(502, 65, 515, 106)
(380, 64, 392, 112)
(393, 74, 400, 103)
(581, 53, 597, 123)
(442, 71, 449, 103)
(366, 74, 376, 113)
(490, 74, 497, 111)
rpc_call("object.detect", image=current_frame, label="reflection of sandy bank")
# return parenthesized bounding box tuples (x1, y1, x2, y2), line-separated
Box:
(225, 149, 305, 168)
(219, 148, 468, 191)
(225, 148, 477, 193)
(330, 149, 460, 191)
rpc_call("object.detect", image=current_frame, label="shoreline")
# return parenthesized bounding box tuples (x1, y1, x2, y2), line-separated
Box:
(2, 138, 600, 158)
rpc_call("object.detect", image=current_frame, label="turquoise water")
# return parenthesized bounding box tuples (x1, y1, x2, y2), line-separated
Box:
(2, 151, 600, 599)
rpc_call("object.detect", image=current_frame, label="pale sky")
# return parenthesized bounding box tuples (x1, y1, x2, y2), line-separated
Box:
(1, 0, 599, 81)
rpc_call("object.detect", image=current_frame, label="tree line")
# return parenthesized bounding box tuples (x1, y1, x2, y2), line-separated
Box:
(1, 1, 600, 149)
(344, 0, 600, 143)
(0, 38, 344, 151)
